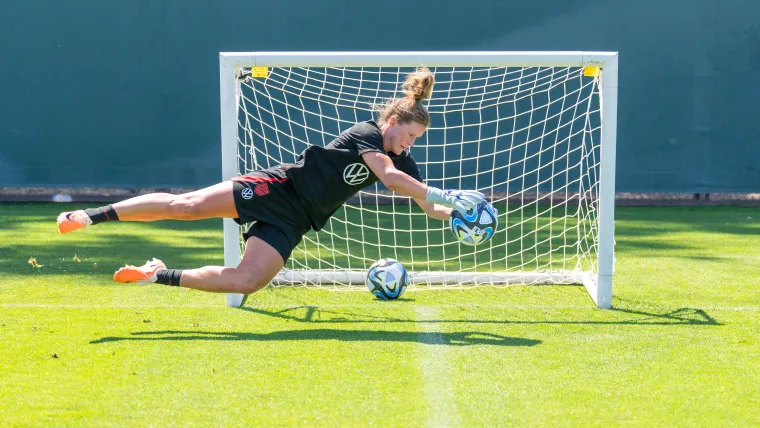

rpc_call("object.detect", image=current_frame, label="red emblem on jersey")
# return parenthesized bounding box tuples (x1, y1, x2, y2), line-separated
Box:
(254, 183, 269, 196)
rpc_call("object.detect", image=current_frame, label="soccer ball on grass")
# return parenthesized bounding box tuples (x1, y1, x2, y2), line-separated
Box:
(366, 258, 409, 300)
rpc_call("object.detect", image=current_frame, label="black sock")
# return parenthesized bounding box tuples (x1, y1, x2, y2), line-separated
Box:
(84, 205, 120, 225)
(155, 269, 183, 286)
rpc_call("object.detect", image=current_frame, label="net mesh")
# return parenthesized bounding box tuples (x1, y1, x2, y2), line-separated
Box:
(236, 65, 602, 289)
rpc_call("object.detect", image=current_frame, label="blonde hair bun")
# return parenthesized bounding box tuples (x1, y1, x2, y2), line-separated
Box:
(374, 67, 434, 127)
(401, 67, 434, 102)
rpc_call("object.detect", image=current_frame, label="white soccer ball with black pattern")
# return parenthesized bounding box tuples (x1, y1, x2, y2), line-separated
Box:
(449, 200, 498, 246)
(366, 258, 409, 300)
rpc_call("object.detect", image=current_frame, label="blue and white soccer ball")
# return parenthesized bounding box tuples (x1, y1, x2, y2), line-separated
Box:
(449, 200, 498, 246)
(366, 258, 409, 300)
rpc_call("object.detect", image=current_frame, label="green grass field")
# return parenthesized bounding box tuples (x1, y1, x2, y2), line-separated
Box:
(1, 203, 759, 426)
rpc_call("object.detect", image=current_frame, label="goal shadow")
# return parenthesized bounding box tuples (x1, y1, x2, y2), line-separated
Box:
(236, 305, 720, 327)
(90, 329, 542, 347)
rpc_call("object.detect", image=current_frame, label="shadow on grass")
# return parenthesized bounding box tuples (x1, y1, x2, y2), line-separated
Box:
(615, 206, 760, 237)
(89, 305, 717, 346)
(236, 305, 720, 327)
(612, 206, 760, 260)
(1, 221, 224, 278)
(90, 329, 541, 347)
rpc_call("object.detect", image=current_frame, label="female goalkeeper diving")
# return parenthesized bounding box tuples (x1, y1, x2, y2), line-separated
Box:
(56, 67, 484, 294)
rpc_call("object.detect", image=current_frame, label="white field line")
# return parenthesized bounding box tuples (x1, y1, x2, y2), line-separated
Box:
(416, 306, 462, 428)
(0, 303, 758, 311)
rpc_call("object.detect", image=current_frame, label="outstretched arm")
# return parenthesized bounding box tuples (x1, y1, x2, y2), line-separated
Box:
(362, 151, 428, 199)
(413, 198, 452, 221)
(362, 151, 484, 217)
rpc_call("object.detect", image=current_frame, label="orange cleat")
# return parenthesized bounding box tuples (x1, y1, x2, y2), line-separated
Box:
(57, 210, 93, 234)
(113, 258, 166, 284)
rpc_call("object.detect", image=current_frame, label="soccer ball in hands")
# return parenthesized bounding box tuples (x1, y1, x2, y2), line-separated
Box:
(366, 258, 409, 300)
(449, 200, 498, 246)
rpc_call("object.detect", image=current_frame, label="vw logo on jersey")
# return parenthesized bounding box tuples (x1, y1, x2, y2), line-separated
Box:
(343, 163, 370, 186)
(240, 187, 253, 200)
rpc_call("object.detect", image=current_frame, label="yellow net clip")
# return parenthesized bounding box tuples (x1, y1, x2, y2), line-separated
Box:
(250, 67, 269, 78)
(583, 66, 600, 77)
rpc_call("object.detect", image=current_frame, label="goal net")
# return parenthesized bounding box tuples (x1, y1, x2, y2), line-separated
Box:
(220, 52, 618, 308)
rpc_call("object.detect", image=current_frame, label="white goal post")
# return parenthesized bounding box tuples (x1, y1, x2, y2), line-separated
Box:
(219, 51, 618, 308)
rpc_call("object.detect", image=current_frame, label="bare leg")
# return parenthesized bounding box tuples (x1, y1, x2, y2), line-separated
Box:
(112, 181, 237, 221)
(178, 236, 285, 294)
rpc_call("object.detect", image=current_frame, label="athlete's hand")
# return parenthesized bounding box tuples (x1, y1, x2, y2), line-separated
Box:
(425, 187, 485, 214)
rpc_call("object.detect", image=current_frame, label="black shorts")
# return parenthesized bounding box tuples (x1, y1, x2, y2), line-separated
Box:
(230, 169, 312, 262)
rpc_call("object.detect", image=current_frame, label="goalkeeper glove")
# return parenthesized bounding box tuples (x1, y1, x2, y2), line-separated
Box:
(425, 187, 485, 214)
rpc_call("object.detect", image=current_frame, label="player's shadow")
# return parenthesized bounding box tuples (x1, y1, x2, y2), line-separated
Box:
(90, 329, 541, 347)
(237, 304, 720, 326)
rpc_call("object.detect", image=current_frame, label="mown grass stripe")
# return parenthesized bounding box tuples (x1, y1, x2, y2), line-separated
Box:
(417, 306, 461, 428)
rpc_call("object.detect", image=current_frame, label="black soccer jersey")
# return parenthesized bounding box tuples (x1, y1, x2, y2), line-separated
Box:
(286, 120, 423, 231)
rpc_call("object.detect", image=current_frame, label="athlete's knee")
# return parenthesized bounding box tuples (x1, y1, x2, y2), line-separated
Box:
(168, 194, 204, 220)
(230, 268, 269, 294)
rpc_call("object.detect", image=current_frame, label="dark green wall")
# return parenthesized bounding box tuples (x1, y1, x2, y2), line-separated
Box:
(1, 0, 759, 192)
